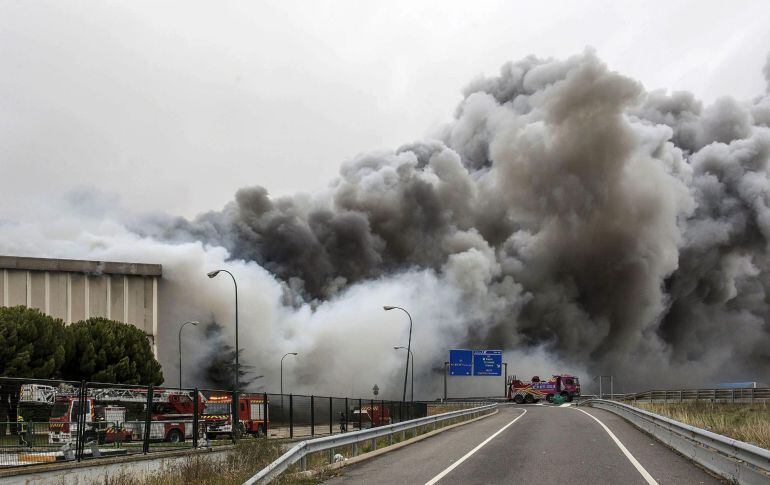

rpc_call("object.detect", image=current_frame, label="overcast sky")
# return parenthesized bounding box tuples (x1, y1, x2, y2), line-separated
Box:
(2, 0, 769, 220)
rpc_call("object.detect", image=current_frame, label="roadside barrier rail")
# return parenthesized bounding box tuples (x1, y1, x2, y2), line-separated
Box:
(583, 399, 770, 484)
(244, 403, 498, 484)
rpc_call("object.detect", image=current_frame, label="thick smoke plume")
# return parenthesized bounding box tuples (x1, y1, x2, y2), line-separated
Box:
(4, 49, 770, 396)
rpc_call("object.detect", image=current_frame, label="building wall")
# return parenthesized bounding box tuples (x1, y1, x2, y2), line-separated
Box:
(0, 257, 161, 355)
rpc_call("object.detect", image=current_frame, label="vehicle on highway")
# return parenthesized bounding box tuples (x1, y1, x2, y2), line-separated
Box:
(508, 375, 580, 404)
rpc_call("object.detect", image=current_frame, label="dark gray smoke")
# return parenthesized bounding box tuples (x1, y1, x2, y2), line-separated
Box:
(133, 49, 770, 389)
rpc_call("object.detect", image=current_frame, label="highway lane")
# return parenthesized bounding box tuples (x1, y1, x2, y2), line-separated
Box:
(323, 404, 723, 484)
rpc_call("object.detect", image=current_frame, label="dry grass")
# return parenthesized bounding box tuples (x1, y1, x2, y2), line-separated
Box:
(87, 439, 326, 485)
(637, 402, 770, 450)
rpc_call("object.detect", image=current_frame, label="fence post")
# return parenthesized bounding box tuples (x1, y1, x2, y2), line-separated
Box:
(76, 380, 87, 462)
(344, 397, 348, 432)
(358, 398, 362, 429)
(232, 389, 239, 443)
(143, 385, 154, 454)
(263, 392, 269, 437)
(310, 395, 315, 437)
(289, 394, 294, 439)
(329, 397, 333, 435)
(193, 387, 199, 449)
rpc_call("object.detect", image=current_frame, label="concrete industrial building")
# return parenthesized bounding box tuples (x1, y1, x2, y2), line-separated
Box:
(0, 256, 162, 355)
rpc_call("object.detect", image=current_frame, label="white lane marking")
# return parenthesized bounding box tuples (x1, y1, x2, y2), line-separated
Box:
(559, 403, 572, 407)
(424, 409, 527, 485)
(575, 408, 659, 485)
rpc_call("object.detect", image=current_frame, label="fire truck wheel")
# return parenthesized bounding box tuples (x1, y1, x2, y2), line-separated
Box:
(83, 431, 97, 444)
(256, 425, 265, 437)
(546, 394, 554, 403)
(524, 394, 535, 404)
(561, 391, 573, 402)
(513, 395, 524, 404)
(166, 429, 184, 443)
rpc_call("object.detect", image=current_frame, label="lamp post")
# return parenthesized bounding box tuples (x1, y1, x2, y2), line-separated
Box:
(383, 306, 413, 402)
(280, 352, 298, 395)
(178, 321, 198, 387)
(394, 347, 414, 401)
(207, 269, 239, 438)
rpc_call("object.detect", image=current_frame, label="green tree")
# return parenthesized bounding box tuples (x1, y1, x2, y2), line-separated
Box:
(0, 306, 67, 378)
(204, 321, 262, 391)
(62, 317, 163, 385)
(0, 306, 66, 436)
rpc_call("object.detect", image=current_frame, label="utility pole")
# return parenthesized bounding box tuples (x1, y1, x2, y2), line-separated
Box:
(444, 361, 449, 402)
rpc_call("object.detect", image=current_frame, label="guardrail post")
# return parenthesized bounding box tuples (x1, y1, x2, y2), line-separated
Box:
(329, 397, 333, 435)
(310, 395, 315, 437)
(143, 385, 154, 454)
(264, 392, 269, 436)
(329, 448, 334, 463)
(289, 394, 294, 439)
(193, 387, 199, 448)
(300, 455, 307, 471)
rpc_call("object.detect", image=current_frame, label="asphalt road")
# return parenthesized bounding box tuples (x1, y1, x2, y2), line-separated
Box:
(323, 404, 723, 485)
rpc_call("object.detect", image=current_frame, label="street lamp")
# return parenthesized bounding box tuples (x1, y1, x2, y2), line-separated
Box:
(178, 321, 198, 387)
(207, 269, 240, 437)
(383, 306, 413, 402)
(280, 352, 298, 395)
(394, 347, 414, 401)
(207, 270, 239, 392)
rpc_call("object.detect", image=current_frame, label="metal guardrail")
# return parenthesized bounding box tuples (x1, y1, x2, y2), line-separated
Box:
(244, 403, 498, 484)
(624, 388, 770, 403)
(584, 399, 770, 484)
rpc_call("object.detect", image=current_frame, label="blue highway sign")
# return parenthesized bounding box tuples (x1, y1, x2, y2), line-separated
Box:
(473, 350, 502, 376)
(449, 349, 473, 376)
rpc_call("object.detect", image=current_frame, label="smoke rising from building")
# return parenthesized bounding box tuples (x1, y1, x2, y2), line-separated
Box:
(3, 50, 770, 396)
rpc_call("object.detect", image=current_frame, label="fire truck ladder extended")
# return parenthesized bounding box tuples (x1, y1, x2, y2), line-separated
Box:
(19, 384, 204, 405)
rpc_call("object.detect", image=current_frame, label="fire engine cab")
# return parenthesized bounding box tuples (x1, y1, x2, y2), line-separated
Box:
(202, 395, 268, 439)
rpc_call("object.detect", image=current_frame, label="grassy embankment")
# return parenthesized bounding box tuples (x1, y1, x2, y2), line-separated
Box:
(90, 439, 331, 485)
(636, 402, 770, 450)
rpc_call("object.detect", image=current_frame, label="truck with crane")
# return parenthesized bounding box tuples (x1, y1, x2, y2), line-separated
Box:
(508, 375, 580, 404)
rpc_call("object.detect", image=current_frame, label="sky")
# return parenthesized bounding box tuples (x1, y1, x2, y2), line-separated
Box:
(2, 0, 770, 221)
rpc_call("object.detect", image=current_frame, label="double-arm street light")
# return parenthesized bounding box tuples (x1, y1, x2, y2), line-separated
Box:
(207, 270, 239, 393)
(394, 346, 413, 401)
(280, 352, 298, 395)
(383, 306, 413, 402)
(178, 321, 199, 387)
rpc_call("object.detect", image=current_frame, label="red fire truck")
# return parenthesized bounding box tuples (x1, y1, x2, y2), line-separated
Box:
(508, 375, 581, 404)
(46, 387, 202, 444)
(351, 403, 391, 429)
(202, 394, 268, 439)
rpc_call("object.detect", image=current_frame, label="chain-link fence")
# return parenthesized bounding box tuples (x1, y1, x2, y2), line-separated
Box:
(0, 376, 425, 473)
